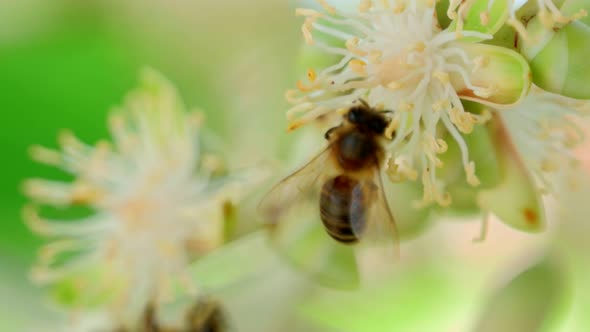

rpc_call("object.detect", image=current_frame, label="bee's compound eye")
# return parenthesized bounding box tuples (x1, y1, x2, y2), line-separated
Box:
(347, 108, 361, 123)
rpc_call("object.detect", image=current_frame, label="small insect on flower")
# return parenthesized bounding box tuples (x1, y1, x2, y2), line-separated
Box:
(287, 0, 532, 207)
(22, 69, 256, 323)
(259, 101, 399, 281)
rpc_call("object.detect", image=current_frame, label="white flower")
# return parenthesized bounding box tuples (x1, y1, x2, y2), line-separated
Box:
(500, 85, 590, 193)
(22, 69, 258, 323)
(287, 0, 530, 206)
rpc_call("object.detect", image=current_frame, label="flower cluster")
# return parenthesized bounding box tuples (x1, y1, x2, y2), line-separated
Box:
(287, 0, 590, 229)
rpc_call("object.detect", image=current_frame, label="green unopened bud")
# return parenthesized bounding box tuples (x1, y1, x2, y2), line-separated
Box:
(518, 1, 590, 99)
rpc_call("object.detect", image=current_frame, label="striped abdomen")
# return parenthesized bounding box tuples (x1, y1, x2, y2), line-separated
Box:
(319, 175, 367, 244)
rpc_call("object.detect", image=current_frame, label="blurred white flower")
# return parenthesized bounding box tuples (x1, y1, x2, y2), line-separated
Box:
(286, 0, 531, 207)
(500, 85, 590, 193)
(22, 69, 263, 325)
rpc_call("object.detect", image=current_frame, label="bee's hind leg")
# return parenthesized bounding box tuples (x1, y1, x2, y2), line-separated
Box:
(324, 125, 341, 140)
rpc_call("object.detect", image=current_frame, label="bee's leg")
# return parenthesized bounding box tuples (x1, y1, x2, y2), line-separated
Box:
(472, 212, 490, 243)
(324, 125, 341, 140)
(380, 110, 393, 115)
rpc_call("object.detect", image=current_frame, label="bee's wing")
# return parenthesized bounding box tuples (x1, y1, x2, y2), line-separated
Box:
(352, 160, 400, 257)
(258, 146, 333, 226)
(258, 146, 360, 289)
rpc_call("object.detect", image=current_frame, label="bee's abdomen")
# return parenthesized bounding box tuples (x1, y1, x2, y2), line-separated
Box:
(320, 175, 366, 244)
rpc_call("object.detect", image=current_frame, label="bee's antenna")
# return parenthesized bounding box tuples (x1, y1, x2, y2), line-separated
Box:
(357, 98, 370, 107)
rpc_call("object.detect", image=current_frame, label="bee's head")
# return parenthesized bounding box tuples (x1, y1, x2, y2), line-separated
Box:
(346, 103, 390, 135)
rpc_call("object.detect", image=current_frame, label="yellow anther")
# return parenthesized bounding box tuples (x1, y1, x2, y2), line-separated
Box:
(359, 0, 373, 12)
(349, 59, 368, 76)
(480, 10, 490, 26)
(393, 2, 406, 13)
(346, 37, 368, 57)
(317, 0, 337, 14)
(465, 161, 480, 186)
(297, 79, 316, 92)
(433, 71, 450, 84)
(412, 41, 426, 52)
(436, 139, 448, 153)
(301, 19, 316, 45)
(307, 68, 317, 82)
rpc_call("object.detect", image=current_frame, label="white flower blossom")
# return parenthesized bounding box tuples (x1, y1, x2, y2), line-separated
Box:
(287, 0, 530, 206)
(500, 85, 590, 193)
(22, 69, 261, 323)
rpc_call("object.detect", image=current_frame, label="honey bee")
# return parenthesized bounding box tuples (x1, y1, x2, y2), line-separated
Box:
(259, 101, 399, 285)
(138, 297, 226, 332)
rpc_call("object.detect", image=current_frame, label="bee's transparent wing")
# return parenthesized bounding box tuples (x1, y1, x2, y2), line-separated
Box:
(350, 161, 400, 258)
(258, 147, 360, 289)
(258, 146, 332, 227)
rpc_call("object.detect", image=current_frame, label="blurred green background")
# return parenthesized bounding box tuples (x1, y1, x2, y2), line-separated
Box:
(1, 0, 589, 331)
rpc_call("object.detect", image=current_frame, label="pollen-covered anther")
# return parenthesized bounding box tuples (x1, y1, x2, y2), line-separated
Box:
(297, 79, 317, 92)
(411, 41, 426, 53)
(419, 169, 451, 207)
(307, 68, 317, 82)
(346, 37, 368, 57)
(465, 161, 480, 186)
(349, 59, 368, 76)
(386, 158, 418, 182)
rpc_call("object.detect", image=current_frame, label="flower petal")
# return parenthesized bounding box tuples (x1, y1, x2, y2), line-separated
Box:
(453, 43, 532, 108)
(448, 0, 511, 41)
(476, 117, 546, 232)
